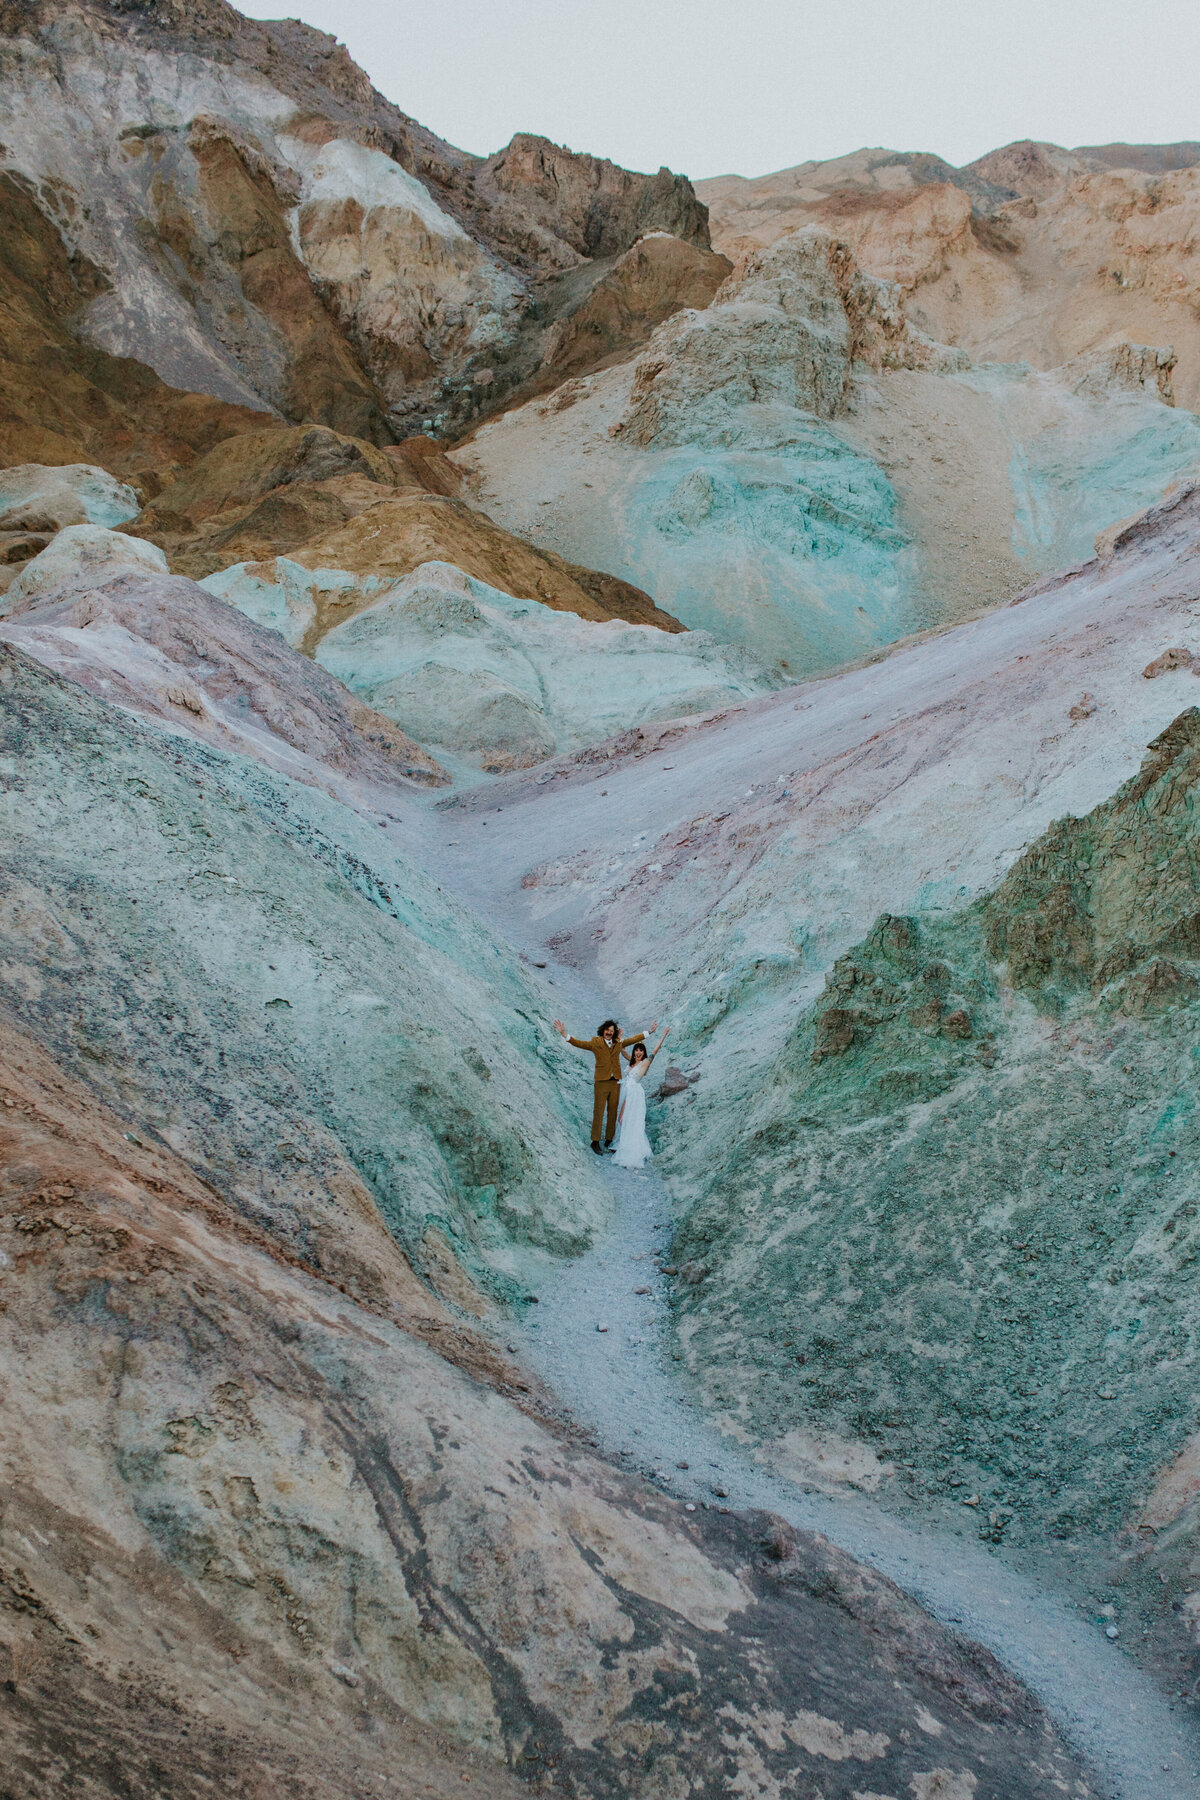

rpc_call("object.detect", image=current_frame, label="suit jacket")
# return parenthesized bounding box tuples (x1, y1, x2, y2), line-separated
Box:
(569, 1032, 644, 1082)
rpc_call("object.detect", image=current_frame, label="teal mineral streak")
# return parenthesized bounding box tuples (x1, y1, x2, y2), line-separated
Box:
(635, 412, 909, 670)
(659, 709, 1200, 1550)
(0, 651, 608, 1301)
(1005, 391, 1200, 565)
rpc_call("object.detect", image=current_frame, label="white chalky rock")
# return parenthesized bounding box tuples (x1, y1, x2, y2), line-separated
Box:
(314, 561, 781, 772)
(3, 526, 169, 612)
(206, 555, 781, 771)
(0, 464, 140, 532)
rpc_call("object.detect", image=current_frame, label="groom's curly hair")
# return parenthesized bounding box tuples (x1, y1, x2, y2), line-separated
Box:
(597, 1019, 620, 1036)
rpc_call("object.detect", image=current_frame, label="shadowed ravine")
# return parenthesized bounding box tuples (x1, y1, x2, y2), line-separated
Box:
(418, 820, 1200, 1800)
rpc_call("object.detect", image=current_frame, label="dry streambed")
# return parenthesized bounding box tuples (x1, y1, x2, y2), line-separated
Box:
(494, 954, 1200, 1800)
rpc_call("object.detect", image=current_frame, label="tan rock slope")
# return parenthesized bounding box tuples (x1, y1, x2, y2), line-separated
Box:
(129, 423, 683, 629)
(699, 139, 1200, 411)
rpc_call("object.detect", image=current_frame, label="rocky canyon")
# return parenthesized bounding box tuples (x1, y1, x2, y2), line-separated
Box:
(2, 1, 1200, 1796)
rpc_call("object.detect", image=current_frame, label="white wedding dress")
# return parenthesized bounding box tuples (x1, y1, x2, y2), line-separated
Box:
(613, 1065, 653, 1168)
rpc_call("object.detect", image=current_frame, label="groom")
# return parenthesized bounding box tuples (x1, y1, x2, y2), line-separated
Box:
(554, 1016, 658, 1154)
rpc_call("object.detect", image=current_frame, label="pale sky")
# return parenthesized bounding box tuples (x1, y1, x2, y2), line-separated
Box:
(237, 0, 1200, 182)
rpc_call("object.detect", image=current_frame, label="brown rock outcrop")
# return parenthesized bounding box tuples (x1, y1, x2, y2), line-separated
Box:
(134, 425, 403, 534)
(0, 169, 266, 482)
(477, 133, 712, 261)
(128, 424, 425, 575)
(286, 494, 684, 638)
(129, 422, 682, 628)
(537, 234, 732, 388)
(185, 115, 392, 442)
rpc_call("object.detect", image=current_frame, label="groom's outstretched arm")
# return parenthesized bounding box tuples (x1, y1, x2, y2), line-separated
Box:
(553, 1019, 593, 1049)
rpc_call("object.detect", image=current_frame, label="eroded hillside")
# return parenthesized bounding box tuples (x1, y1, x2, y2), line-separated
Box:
(0, 0, 722, 467)
(699, 139, 1200, 412)
(438, 483, 1200, 1689)
(455, 229, 1200, 672)
(0, 637, 1103, 1799)
(4, 3, 1200, 1792)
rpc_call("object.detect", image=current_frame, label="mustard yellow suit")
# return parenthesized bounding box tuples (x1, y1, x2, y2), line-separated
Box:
(568, 1032, 645, 1142)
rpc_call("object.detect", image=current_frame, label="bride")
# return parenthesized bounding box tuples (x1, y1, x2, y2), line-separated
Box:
(613, 1027, 670, 1169)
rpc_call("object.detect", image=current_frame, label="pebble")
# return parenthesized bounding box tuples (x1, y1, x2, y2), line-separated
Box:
(1106, 1625, 1119, 1640)
(684, 1503, 696, 1512)
(596, 1322, 608, 1332)
(634, 1285, 651, 1295)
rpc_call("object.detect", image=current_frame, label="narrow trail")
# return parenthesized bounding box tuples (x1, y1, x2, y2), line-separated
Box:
(415, 815, 1200, 1800)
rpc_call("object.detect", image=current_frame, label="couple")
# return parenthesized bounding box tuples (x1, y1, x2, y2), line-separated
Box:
(553, 1015, 670, 1168)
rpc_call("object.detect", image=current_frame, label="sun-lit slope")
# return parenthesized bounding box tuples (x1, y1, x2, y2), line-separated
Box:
(455, 230, 1200, 672)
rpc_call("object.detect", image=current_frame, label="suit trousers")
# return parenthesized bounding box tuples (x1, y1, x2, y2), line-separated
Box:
(591, 1079, 620, 1143)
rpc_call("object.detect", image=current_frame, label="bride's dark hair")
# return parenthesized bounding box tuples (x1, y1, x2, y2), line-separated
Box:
(629, 1043, 649, 1064)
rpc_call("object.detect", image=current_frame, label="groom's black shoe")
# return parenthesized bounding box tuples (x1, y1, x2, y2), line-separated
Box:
(591, 1141, 603, 1155)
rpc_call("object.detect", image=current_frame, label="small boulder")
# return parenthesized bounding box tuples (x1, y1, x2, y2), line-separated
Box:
(0, 463, 140, 533)
(656, 1063, 695, 1098)
(1142, 648, 1198, 678)
(760, 1517, 798, 1562)
(812, 1007, 855, 1062)
(2, 526, 168, 613)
